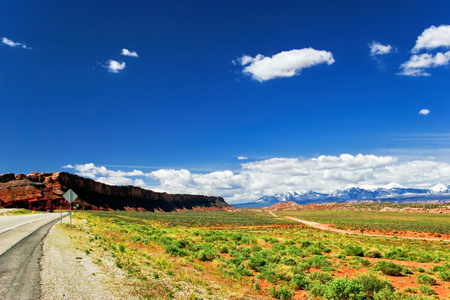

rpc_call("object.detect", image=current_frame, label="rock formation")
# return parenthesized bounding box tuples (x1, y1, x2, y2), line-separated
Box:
(0, 172, 232, 212)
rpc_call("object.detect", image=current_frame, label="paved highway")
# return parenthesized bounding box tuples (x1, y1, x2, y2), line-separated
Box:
(0, 212, 66, 299)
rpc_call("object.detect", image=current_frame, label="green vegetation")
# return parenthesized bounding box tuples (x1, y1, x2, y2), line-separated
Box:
(1, 208, 41, 215)
(69, 209, 449, 299)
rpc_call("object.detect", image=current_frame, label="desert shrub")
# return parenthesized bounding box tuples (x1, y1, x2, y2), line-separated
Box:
(248, 252, 267, 272)
(269, 285, 295, 300)
(260, 263, 278, 283)
(417, 253, 434, 263)
(307, 246, 323, 255)
(308, 272, 333, 284)
(365, 248, 382, 258)
(287, 245, 303, 257)
(196, 248, 217, 261)
(354, 274, 394, 298)
(352, 257, 371, 267)
(272, 242, 287, 253)
(416, 274, 436, 285)
(385, 248, 410, 260)
(292, 273, 309, 290)
(281, 257, 297, 266)
(261, 264, 292, 283)
(437, 270, 450, 281)
(374, 261, 412, 276)
(301, 240, 313, 248)
(418, 285, 436, 295)
(165, 243, 188, 257)
(219, 245, 229, 253)
(308, 255, 332, 270)
(118, 244, 126, 253)
(234, 263, 253, 276)
(417, 267, 425, 273)
(344, 245, 364, 257)
(250, 245, 262, 252)
(323, 276, 366, 300)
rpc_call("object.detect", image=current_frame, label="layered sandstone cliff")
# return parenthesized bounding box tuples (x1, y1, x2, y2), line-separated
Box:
(0, 172, 232, 212)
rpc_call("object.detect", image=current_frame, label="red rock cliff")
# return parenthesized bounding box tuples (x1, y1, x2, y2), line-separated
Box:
(0, 172, 232, 212)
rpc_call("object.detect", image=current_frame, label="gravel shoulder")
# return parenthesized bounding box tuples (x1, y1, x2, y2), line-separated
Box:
(40, 218, 138, 300)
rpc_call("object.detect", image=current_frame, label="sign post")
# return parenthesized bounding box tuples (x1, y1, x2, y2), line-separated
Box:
(63, 189, 78, 230)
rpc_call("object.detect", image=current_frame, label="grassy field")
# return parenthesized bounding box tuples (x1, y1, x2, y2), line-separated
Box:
(70, 209, 450, 299)
(276, 210, 450, 235)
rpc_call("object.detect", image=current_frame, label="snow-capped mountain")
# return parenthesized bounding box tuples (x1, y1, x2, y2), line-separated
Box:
(429, 183, 450, 194)
(233, 183, 450, 208)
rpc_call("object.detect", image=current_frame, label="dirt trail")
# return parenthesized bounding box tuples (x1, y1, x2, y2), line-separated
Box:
(269, 211, 450, 242)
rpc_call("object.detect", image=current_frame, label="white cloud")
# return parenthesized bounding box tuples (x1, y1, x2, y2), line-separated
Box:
(398, 51, 450, 76)
(238, 48, 334, 82)
(106, 60, 126, 73)
(121, 48, 139, 57)
(369, 41, 392, 56)
(66, 154, 450, 203)
(62, 164, 74, 169)
(2, 37, 31, 49)
(400, 25, 450, 76)
(419, 109, 430, 115)
(238, 156, 248, 160)
(412, 25, 450, 53)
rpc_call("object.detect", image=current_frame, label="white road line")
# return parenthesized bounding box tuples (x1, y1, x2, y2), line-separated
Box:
(0, 215, 56, 234)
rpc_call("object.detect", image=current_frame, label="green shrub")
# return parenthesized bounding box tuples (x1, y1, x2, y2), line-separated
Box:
(354, 274, 393, 298)
(165, 243, 188, 257)
(308, 272, 333, 284)
(374, 261, 412, 276)
(385, 248, 410, 260)
(281, 257, 297, 266)
(248, 253, 268, 272)
(323, 276, 366, 300)
(269, 285, 295, 300)
(416, 274, 436, 285)
(293, 273, 309, 290)
(344, 245, 364, 257)
(196, 248, 217, 261)
(309, 255, 332, 270)
(219, 245, 229, 253)
(364, 248, 382, 258)
(118, 244, 125, 253)
(418, 285, 436, 295)
(437, 270, 450, 281)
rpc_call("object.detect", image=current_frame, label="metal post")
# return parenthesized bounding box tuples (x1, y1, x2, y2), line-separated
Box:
(70, 204, 72, 230)
(60, 212, 62, 225)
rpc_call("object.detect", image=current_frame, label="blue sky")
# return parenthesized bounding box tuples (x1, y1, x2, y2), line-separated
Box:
(2, 1, 450, 202)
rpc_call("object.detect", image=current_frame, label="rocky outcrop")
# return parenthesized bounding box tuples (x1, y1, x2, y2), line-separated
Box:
(0, 172, 232, 212)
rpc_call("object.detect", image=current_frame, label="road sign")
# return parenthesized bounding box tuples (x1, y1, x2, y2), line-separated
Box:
(63, 189, 78, 204)
(63, 189, 78, 230)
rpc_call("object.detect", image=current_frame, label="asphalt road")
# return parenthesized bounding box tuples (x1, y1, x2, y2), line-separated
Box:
(0, 213, 65, 299)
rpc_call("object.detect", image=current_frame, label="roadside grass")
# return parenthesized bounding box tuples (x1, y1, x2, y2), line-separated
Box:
(67, 210, 449, 299)
(1, 208, 41, 216)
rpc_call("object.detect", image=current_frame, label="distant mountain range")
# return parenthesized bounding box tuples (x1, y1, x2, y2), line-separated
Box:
(233, 183, 450, 208)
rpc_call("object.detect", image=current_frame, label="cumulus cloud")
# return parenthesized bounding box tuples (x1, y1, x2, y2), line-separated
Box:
(419, 109, 430, 115)
(64, 154, 450, 203)
(121, 48, 139, 57)
(106, 60, 126, 73)
(238, 156, 248, 160)
(238, 48, 335, 82)
(369, 41, 392, 56)
(62, 164, 74, 169)
(412, 25, 450, 53)
(399, 51, 450, 76)
(400, 25, 450, 76)
(2, 37, 32, 49)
